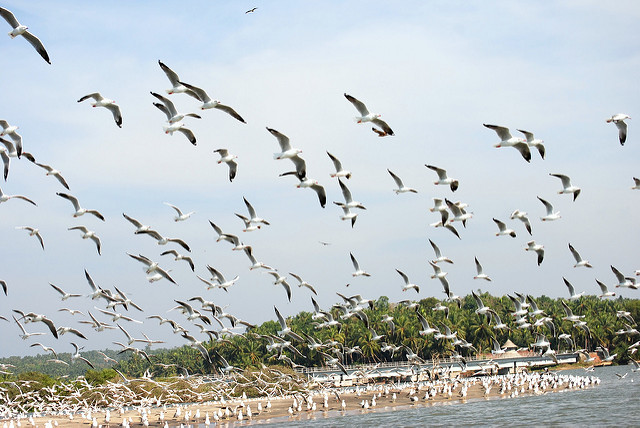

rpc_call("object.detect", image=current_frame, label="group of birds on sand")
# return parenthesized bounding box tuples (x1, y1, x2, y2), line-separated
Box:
(0, 5, 637, 409)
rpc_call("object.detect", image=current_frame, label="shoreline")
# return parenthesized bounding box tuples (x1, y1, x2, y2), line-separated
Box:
(14, 371, 600, 427)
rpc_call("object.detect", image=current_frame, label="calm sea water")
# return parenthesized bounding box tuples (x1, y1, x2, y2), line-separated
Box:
(206, 365, 638, 427)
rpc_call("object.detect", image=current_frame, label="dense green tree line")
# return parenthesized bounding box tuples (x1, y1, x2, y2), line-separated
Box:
(2, 294, 638, 381)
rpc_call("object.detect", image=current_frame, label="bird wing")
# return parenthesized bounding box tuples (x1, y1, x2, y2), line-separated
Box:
(158, 60, 180, 85)
(289, 155, 306, 179)
(150, 92, 177, 117)
(493, 218, 506, 232)
(77, 93, 102, 103)
(537, 196, 553, 215)
(122, 213, 143, 228)
(104, 103, 122, 128)
(178, 81, 211, 103)
(550, 173, 571, 188)
(214, 103, 246, 123)
(568, 244, 582, 263)
(344, 93, 369, 116)
(0, 7, 20, 28)
(1, 149, 9, 180)
(266, 127, 291, 151)
(616, 121, 628, 145)
(153, 102, 173, 121)
(387, 169, 403, 187)
(22, 31, 51, 64)
(395, 269, 409, 285)
(512, 142, 531, 162)
(310, 183, 327, 208)
(517, 129, 534, 142)
(371, 118, 394, 136)
(57, 192, 80, 211)
(483, 124, 512, 140)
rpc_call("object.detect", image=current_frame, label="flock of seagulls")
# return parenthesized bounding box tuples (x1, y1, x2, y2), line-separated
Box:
(0, 6, 637, 424)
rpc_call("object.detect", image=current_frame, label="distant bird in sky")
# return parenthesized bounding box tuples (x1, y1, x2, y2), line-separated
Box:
(429, 239, 453, 264)
(395, 269, 420, 293)
(279, 171, 327, 208)
(56, 192, 105, 221)
(344, 93, 394, 136)
(387, 169, 417, 194)
(267, 128, 306, 175)
(537, 196, 560, 221)
(151, 91, 201, 124)
(483, 124, 531, 162)
(493, 218, 516, 238)
(473, 257, 492, 281)
(550, 173, 581, 201)
(0, 7, 50, 64)
(517, 129, 546, 159)
(350, 252, 371, 277)
(160, 249, 195, 272)
(214, 149, 238, 182)
(0, 121, 23, 158)
(77, 93, 122, 128)
(157, 60, 199, 99)
(245, 7, 258, 14)
(568, 243, 592, 268)
(525, 240, 544, 266)
(327, 151, 351, 179)
(32, 161, 70, 189)
(164, 202, 194, 222)
(606, 113, 630, 145)
(510, 209, 532, 235)
(15, 226, 44, 250)
(425, 164, 459, 192)
(68, 225, 102, 255)
(178, 81, 246, 123)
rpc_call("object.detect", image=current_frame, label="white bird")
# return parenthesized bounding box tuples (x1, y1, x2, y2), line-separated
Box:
(0, 121, 23, 158)
(16, 226, 44, 250)
(289, 272, 318, 295)
(429, 239, 453, 264)
(178, 81, 246, 123)
(483, 124, 531, 162)
(429, 261, 448, 280)
(127, 253, 176, 284)
(242, 247, 273, 271)
(493, 218, 516, 237)
(334, 202, 358, 228)
(550, 173, 581, 201)
(568, 243, 592, 268)
(151, 91, 202, 124)
(563, 277, 584, 300)
(396, 269, 419, 293)
(161, 121, 197, 145)
(49, 283, 81, 301)
(525, 240, 544, 266)
(77, 93, 122, 128)
(136, 229, 191, 252)
(266, 127, 304, 165)
(160, 249, 195, 271)
(0, 7, 50, 64)
(350, 252, 371, 277)
(344, 93, 394, 135)
(473, 257, 492, 281)
(517, 129, 546, 159)
(416, 311, 438, 335)
(242, 197, 270, 227)
(206, 265, 239, 292)
(164, 202, 194, 222)
(336, 178, 366, 210)
(214, 149, 238, 182)
(510, 209, 532, 235)
(68, 226, 102, 255)
(279, 171, 327, 208)
(157, 60, 199, 98)
(472, 291, 492, 316)
(327, 151, 352, 179)
(56, 192, 105, 221)
(537, 196, 560, 221)
(425, 164, 459, 192)
(446, 198, 472, 225)
(32, 161, 70, 189)
(0, 146, 10, 181)
(266, 272, 292, 302)
(387, 169, 417, 194)
(632, 177, 640, 190)
(122, 213, 152, 234)
(606, 113, 630, 145)
(611, 265, 637, 289)
(0, 186, 36, 206)
(595, 279, 616, 299)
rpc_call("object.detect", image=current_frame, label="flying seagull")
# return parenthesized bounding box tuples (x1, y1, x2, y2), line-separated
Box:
(214, 149, 238, 182)
(344, 93, 394, 136)
(68, 226, 102, 255)
(15, 226, 44, 250)
(77, 93, 122, 128)
(550, 173, 581, 201)
(178, 81, 246, 123)
(425, 164, 459, 192)
(606, 113, 630, 145)
(56, 192, 105, 221)
(0, 7, 50, 64)
(483, 124, 531, 162)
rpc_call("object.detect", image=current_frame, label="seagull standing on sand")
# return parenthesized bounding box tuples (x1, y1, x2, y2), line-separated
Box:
(344, 93, 394, 136)
(77, 93, 122, 128)
(483, 124, 531, 162)
(0, 7, 50, 64)
(606, 113, 630, 145)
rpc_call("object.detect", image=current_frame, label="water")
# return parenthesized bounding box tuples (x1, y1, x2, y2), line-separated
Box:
(213, 365, 638, 427)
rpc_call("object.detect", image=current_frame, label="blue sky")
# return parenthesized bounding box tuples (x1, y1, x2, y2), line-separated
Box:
(0, 1, 638, 358)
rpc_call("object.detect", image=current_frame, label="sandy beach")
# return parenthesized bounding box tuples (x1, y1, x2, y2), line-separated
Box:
(17, 373, 598, 427)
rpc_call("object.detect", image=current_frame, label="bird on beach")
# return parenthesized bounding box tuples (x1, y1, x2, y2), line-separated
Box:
(77, 93, 122, 128)
(344, 93, 394, 136)
(0, 7, 50, 64)
(606, 113, 630, 145)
